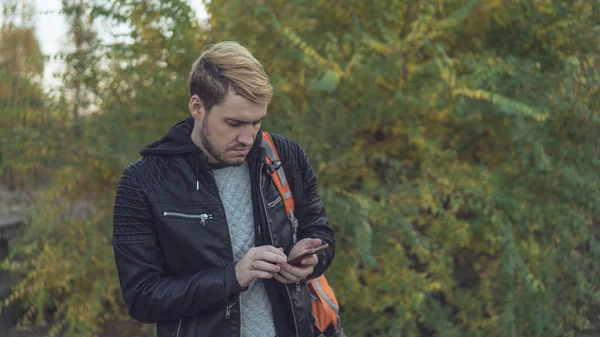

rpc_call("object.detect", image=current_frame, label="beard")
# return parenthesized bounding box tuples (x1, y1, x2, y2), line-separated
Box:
(200, 121, 245, 166)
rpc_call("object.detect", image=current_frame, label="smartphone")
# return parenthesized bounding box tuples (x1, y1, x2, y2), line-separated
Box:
(287, 243, 329, 266)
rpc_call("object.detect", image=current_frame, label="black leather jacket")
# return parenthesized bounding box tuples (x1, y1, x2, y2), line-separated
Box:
(112, 118, 335, 337)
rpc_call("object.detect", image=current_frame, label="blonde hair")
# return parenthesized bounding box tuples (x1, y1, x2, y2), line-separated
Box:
(188, 41, 273, 112)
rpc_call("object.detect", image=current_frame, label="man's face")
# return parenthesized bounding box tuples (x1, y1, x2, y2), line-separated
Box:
(191, 91, 267, 166)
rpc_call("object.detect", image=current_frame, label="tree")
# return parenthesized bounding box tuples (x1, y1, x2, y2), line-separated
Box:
(207, 1, 600, 336)
(2, 0, 600, 336)
(2, 1, 208, 336)
(0, 0, 47, 189)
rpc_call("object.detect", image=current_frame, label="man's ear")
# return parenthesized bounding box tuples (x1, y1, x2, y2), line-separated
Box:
(189, 95, 205, 120)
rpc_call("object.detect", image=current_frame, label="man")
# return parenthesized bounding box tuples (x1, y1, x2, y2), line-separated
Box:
(112, 41, 335, 337)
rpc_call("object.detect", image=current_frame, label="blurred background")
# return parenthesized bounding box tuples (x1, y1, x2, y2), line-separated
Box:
(1, 0, 600, 336)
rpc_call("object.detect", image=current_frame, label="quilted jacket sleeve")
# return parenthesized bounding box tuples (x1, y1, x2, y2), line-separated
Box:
(112, 163, 244, 323)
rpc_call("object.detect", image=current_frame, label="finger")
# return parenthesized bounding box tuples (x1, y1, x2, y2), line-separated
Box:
(252, 270, 275, 280)
(256, 250, 287, 264)
(289, 253, 318, 267)
(282, 262, 305, 274)
(309, 238, 323, 248)
(264, 245, 288, 256)
(283, 261, 314, 278)
(273, 273, 292, 284)
(300, 254, 318, 267)
(301, 238, 322, 249)
(301, 266, 314, 279)
(278, 268, 301, 282)
(253, 246, 288, 259)
(250, 260, 281, 274)
(279, 268, 304, 282)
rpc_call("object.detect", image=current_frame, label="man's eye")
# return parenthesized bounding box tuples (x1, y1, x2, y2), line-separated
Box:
(228, 122, 240, 127)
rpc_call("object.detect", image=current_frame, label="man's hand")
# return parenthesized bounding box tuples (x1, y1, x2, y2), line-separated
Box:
(235, 245, 287, 288)
(274, 238, 321, 284)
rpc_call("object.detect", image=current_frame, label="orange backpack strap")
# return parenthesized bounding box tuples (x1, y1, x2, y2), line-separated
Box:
(261, 132, 299, 242)
(312, 276, 341, 331)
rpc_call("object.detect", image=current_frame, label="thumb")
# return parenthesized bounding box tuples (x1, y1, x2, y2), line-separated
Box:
(305, 238, 322, 248)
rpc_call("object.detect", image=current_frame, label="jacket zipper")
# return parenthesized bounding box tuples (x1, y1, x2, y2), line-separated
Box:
(208, 170, 240, 337)
(239, 293, 243, 337)
(208, 171, 235, 258)
(225, 302, 234, 319)
(224, 296, 243, 336)
(259, 163, 299, 337)
(163, 211, 213, 225)
(175, 318, 182, 337)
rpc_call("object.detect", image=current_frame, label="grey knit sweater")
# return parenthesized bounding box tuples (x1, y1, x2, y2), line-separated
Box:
(212, 162, 277, 337)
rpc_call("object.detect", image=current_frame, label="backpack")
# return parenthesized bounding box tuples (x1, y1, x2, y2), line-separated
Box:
(261, 132, 345, 337)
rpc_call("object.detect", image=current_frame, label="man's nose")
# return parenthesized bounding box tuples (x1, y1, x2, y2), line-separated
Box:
(237, 131, 254, 147)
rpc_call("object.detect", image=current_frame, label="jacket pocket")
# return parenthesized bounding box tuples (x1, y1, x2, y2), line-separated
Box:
(163, 211, 214, 226)
(152, 202, 231, 272)
(267, 195, 283, 209)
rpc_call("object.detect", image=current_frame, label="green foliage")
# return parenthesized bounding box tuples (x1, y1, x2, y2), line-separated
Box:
(1, 0, 600, 336)
(2, 1, 204, 336)
(208, 0, 600, 336)
(0, 0, 48, 188)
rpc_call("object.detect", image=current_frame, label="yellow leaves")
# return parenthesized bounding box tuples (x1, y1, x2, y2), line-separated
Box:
(280, 26, 343, 78)
(525, 272, 546, 293)
(452, 88, 549, 121)
(361, 35, 394, 55)
(280, 82, 292, 93)
(534, 0, 555, 15)
(375, 77, 396, 92)
(0, 203, 115, 335)
(419, 185, 439, 213)
(47, 320, 67, 337)
(408, 132, 427, 152)
(391, 121, 405, 136)
(326, 0, 365, 23)
(534, 18, 581, 39)
(520, 238, 541, 257)
(428, 280, 442, 291)
(440, 68, 456, 87)
(413, 292, 426, 308)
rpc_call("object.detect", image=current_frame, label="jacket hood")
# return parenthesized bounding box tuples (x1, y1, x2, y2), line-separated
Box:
(140, 116, 264, 163)
(140, 117, 202, 156)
